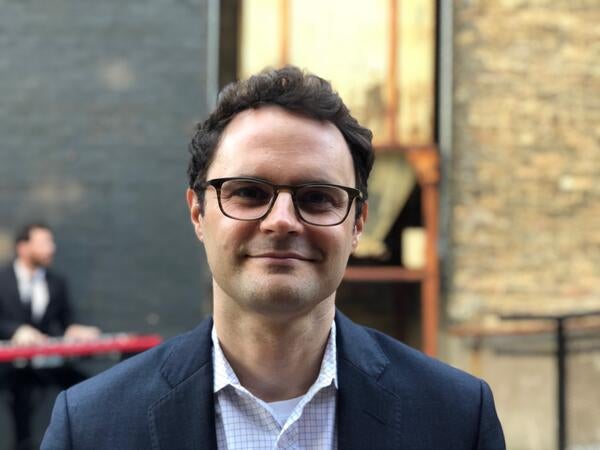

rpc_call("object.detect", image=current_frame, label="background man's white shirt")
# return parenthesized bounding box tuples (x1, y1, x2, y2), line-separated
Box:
(14, 260, 49, 322)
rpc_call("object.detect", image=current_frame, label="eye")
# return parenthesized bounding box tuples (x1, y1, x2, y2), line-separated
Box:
(298, 189, 333, 204)
(296, 187, 344, 211)
(233, 186, 268, 199)
(222, 181, 272, 204)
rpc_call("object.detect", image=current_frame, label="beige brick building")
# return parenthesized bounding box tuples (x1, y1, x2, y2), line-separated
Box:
(446, 1, 600, 448)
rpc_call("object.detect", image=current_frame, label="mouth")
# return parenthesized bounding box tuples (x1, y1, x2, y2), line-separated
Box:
(248, 252, 315, 262)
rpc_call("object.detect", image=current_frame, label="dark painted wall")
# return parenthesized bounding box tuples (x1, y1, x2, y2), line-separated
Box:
(0, 0, 213, 446)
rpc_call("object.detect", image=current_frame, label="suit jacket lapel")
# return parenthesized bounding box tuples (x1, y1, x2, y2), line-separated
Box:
(42, 272, 60, 325)
(336, 311, 400, 450)
(148, 318, 218, 450)
(1, 265, 32, 326)
(4, 266, 25, 316)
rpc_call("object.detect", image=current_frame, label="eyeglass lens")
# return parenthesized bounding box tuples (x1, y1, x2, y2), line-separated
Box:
(218, 179, 351, 225)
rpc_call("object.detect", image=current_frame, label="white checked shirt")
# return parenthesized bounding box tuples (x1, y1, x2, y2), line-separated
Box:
(212, 322, 338, 450)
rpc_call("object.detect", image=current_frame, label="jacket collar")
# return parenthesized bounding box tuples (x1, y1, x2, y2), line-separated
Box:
(147, 311, 401, 450)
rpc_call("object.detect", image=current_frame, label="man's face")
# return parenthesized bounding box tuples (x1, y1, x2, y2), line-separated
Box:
(22, 227, 56, 268)
(187, 106, 366, 318)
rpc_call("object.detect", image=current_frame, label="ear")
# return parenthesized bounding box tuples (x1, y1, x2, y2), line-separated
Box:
(351, 201, 368, 252)
(186, 188, 204, 242)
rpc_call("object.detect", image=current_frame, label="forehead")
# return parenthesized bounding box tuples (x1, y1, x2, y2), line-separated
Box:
(29, 228, 53, 241)
(208, 106, 355, 185)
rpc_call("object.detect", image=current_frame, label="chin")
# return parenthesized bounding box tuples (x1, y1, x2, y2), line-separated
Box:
(238, 279, 333, 317)
(34, 258, 52, 268)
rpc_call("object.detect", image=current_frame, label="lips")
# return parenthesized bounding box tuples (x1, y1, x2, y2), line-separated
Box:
(243, 239, 322, 262)
(248, 251, 314, 261)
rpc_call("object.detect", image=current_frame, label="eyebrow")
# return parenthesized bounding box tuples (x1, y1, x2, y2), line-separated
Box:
(234, 175, 343, 185)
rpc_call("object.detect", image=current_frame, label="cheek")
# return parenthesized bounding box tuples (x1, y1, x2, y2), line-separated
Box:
(317, 227, 355, 262)
(203, 217, 252, 259)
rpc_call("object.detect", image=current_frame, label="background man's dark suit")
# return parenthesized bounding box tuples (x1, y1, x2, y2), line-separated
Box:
(42, 311, 505, 450)
(0, 264, 73, 340)
(0, 264, 85, 450)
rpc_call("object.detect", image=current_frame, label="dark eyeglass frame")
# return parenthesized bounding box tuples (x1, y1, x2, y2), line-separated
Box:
(201, 176, 364, 227)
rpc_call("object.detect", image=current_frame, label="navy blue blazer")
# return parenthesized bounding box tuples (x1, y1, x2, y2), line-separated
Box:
(42, 311, 505, 449)
(0, 264, 73, 339)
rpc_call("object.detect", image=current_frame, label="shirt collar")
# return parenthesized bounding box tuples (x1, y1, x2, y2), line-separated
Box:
(212, 325, 241, 392)
(212, 320, 338, 394)
(13, 259, 45, 283)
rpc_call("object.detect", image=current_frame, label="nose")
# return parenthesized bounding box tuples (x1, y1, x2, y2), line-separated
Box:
(259, 191, 303, 234)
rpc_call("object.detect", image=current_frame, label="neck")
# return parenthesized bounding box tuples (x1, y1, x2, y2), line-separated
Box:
(213, 287, 336, 402)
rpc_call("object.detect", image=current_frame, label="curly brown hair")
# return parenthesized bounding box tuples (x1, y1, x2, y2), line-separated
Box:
(187, 66, 374, 217)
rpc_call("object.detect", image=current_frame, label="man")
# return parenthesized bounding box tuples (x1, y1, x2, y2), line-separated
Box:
(0, 223, 100, 450)
(42, 67, 505, 449)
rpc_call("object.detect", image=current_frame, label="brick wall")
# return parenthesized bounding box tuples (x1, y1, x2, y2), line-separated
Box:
(0, 0, 212, 338)
(449, 1, 600, 448)
(450, 0, 600, 319)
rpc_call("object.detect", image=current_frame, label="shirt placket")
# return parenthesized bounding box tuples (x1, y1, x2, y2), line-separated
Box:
(276, 420, 299, 450)
(234, 387, 282, 446)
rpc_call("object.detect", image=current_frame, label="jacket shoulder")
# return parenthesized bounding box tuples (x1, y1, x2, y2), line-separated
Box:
(44, 319, 215, 449)
(68, 324, 209, 405)
(366, 325, 482, 391)
(44, 268, 67, 287)
(66, 323, 208, 423)
(336, 311, 485, 402)
(335, 312, 505, 449)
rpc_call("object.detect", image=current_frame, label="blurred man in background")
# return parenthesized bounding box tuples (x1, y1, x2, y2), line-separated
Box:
(0, 223, 99, 450)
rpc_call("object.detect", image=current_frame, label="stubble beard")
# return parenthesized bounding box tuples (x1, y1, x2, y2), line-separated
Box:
(29, 253, 52, 269)
(221, 263, 336, 319)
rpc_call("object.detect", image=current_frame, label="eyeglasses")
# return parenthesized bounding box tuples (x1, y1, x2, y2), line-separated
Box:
(201, 177, 363, 226)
